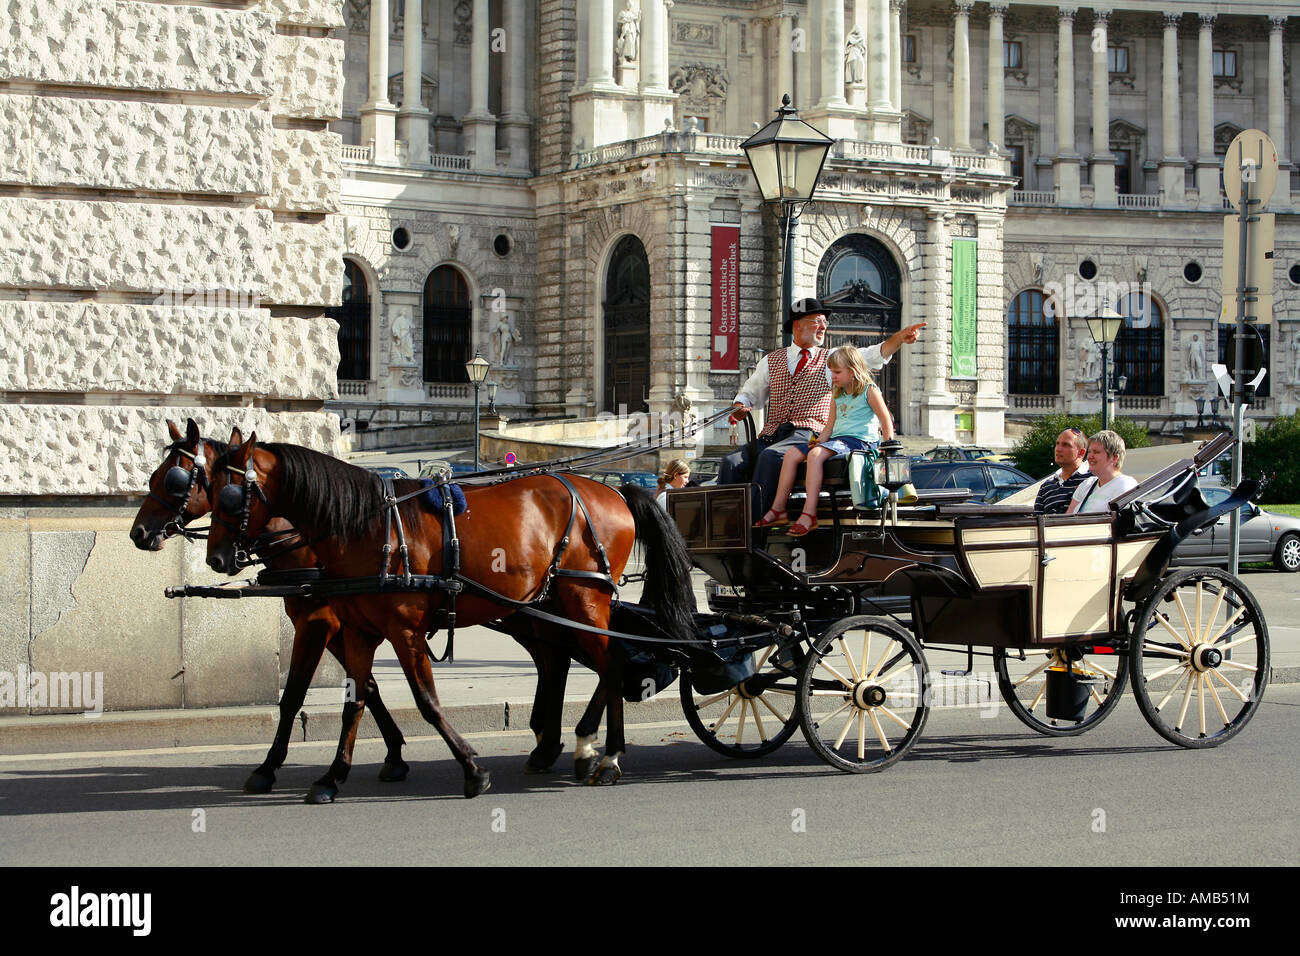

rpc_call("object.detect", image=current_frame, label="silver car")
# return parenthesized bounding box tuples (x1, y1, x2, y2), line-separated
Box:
(1170, 486, 1300, 572)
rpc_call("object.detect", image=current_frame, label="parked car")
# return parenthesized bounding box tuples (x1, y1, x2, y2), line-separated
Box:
(922, 445, 1015, 464)
(1170, 486, 1300, 572)
(908, 460, 1035, 503)
(687, 456, 723, 486)
(365, 465, 409, 480)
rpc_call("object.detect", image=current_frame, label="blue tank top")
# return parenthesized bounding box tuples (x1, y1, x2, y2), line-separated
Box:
(829, 385, 880, 441)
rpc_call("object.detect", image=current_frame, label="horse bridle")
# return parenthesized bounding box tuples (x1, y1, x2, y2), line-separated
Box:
(213, 461, 272, 569)
(147, 443, 211, 540)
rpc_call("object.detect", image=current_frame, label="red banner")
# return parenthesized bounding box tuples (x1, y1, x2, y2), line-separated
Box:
(711, 225, 740, 371)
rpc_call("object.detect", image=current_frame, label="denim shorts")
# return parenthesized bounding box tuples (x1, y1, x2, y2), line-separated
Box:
(792, 436, 875, 458)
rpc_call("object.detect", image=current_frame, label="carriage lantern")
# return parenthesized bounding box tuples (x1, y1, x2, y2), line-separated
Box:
(873, 439, 911, 492)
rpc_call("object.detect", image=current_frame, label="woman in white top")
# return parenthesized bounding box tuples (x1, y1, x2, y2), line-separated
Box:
(1067, 430, 1138, 514)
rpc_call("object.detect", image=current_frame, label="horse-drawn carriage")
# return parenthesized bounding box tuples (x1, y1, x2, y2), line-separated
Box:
(141, 418, 1267, 798)
(661, 428, 1269, 771)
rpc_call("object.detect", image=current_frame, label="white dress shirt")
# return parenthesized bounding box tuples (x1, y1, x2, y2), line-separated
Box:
(733, 343, 890, 410)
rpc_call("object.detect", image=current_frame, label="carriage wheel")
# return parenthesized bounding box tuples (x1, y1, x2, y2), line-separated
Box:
(681, 643, 803, 758)
(797, 616, 929, 773)
(993, 644, 1129, 737)
(1130, 568, 1269, 749)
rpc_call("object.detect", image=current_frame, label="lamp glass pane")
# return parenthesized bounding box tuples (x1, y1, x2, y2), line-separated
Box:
(743, 144, 782, 201)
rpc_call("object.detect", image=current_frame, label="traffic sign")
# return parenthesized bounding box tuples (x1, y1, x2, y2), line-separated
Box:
(1221, 213, 1275, 324)
(1223, 324, 1265, 382)
(1223, 129, 1279, 209)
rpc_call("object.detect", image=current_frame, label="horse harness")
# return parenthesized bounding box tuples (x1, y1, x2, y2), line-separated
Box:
(147, 442, 209, 539)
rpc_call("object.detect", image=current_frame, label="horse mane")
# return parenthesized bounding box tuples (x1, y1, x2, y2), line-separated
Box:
(226, 443, 386, 542)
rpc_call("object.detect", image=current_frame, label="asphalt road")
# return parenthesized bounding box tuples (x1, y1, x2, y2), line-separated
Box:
(2, 682, 1296, 868)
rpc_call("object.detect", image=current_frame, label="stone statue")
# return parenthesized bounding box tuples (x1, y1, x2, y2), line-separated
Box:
(616, 1, 641, 63)
(390, 307, 415, 366)
(1081, 339, 1101, 383)
(492, 312, 520, 367)
(1187, 333, 1205, 382)
(1292, 332, 1300, 383)
(845, 26, 867, 85)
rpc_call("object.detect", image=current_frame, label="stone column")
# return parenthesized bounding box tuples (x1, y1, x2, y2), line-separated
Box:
(1158, 13, 1185, 206)
(919, 209, 958, 442)
(640, 0, 674, 135)
(817, 0, 846, 108)
(1091, 9, 1115, 205)
(361, 0, 397, 164)
(1195, 13, 1218, 208)
(463, 0, 498, 170)
(952, 0, 972, 149)
(396, 0, 429, 165)
(724, 16, 743, 131)
(502, 0, 531, 168)
(588, 0, 615, 86)
(869, 0, 891, 111)
(1268, 16, 1289, 171)
(890, 0, 904, 112)
(796, 8, 811, 109)
(778, 12, 795, 113)
(1053, 8, 1081, 203)
(988, 3, 1006, 153)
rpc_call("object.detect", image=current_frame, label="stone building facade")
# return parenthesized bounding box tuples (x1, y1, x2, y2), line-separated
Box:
(0, 0, 344, 713)
(334, 0, 1298, 450)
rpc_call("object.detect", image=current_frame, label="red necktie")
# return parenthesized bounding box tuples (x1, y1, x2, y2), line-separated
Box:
(793, 349, 810, 377)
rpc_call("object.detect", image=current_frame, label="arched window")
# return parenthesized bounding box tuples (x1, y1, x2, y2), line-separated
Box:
(816, 234, 903, 413)
(602, 235, 650, 412)
(1115, 292, 1164, 396)
(1006, 289, 1059, 395)
(329, 259, 370, 382)
(423, 266, 472, 383)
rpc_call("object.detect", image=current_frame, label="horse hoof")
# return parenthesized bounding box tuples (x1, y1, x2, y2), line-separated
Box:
(523, 756, 553, 775)
(243, 771, 275, 794)
(378, 759, 409, 782)
(586, 765, 623, 787)
(573, 755, 599, 781)
(304, 783, 338, 805)
(463, 769, 491, 799)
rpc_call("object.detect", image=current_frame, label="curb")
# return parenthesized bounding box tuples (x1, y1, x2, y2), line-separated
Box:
(4, 667, 1296, 759)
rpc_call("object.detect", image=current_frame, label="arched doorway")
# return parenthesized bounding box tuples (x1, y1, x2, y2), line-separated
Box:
(329, 258, 370, 382)
(423, 265, 472, 383)
(602, 235, 650, 412)
(816, 235, 904, 418)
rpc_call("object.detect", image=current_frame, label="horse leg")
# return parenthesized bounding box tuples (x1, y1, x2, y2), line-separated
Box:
(392, 634, 491, 799)
(513, 626, 571, 774)
(589, 683, 626, 787)
(336, 645, 409, 782)
(573, 680, 608, 782)
(245, 613, 332, 794)
(305, 634, 379, 805)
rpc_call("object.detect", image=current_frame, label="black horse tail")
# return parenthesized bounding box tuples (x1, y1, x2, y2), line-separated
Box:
(619, 484, 698, 641)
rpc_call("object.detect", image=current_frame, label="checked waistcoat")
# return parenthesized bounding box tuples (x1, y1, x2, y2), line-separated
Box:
(761, 347, 831, 437)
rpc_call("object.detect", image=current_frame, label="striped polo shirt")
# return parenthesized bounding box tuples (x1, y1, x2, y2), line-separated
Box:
(1034, 464, 1090, 514)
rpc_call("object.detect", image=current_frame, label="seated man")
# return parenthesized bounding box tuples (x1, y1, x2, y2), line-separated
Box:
(1034, 427, 1090, 514)
(719, 297, 923, 516)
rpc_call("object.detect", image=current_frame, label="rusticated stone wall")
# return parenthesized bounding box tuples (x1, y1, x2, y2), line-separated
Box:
(0, 0, 347, 712)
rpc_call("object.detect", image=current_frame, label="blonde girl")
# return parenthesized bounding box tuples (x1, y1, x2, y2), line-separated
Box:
(655, 458, 690, 509)
(755, 345, 895, 536)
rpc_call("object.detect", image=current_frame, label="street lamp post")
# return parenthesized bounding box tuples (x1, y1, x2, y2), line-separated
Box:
(740, 94, 834, 346)
(1085, 310, 1123, 431)
(465, 351, 489, 471)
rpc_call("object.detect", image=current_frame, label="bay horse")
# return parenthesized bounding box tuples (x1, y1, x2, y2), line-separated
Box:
(130, 419, 412, 795)
(203, 429, 696, 799)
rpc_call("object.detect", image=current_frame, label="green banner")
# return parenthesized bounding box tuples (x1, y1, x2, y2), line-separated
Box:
(951, 238, 977, 379)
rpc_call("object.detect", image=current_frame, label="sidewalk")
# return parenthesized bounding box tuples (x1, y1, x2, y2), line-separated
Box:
(3, 569, 1297, 756)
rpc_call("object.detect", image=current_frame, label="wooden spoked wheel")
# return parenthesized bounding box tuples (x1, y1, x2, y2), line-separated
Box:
(681, 644, 803, 758)
(1130, 568, 1269, 748)
(797, 616, 929, 773)
(994, 645, 1129, 736)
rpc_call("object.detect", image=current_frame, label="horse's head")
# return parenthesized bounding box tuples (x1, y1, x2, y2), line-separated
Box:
(130, 419, 219, 551)
(206, 427, 277, 575)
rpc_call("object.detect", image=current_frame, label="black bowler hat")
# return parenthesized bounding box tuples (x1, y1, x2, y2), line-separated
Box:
(785, 297, 828, 333)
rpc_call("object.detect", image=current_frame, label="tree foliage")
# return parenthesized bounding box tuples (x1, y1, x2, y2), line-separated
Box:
(1009, 414, 1152, 480)
(1243, 412, 1300, 504)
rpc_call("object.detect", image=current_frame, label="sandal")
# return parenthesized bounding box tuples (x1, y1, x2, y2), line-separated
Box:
(787, 514, 819, 537)
(754, 509, 790, 528)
